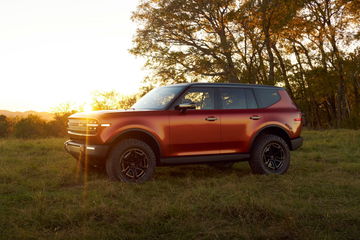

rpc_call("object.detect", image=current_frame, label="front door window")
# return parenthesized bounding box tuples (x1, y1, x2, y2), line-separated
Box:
(176, 88, 214, 110)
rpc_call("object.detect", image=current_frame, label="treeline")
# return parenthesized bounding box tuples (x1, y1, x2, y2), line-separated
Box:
(0, 113, 74, 139)
(131, 0, 360, 128)
(0, 92, 137, 139)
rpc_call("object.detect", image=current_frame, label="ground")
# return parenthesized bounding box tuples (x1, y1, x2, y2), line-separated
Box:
(0, 129, 360, 240)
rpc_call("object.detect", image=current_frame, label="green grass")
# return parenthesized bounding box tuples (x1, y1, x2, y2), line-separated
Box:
(1, 129, 360, 240)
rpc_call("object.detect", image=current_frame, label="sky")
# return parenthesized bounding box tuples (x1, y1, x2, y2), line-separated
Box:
(0, 0, 145, 112)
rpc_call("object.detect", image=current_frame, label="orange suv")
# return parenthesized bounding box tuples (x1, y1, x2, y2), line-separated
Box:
(65, 83, 303, 182)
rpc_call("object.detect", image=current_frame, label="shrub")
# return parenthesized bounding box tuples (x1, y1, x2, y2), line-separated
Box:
(46, 112, 74, 137)
(13, 115, 47, 138)
(0, 115, 10, 137)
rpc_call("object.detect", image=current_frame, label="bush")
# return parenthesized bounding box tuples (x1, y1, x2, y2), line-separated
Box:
(0, 115, 10, 137)
(6, 110, 76, 139)
(46, 112, 74, 137)
(13, 115, 47, 138)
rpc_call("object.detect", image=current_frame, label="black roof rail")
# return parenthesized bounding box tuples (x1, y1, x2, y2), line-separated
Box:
(169, 82, 283, 89)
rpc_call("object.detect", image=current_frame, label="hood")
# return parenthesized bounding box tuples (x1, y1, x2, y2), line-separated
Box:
(68, 108, 154, 120)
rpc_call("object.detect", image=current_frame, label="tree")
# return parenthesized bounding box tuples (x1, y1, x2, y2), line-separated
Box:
(301, 0, 359, 126)
(131, 0, 243, 84)
(131, 0, 303, 85)
(131, 0, 360, 128)
(91, 90, 137, 110)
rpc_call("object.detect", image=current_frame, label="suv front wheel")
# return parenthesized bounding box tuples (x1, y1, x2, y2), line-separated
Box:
(106, 139, 156, 183)
(249, 134, 290, 174)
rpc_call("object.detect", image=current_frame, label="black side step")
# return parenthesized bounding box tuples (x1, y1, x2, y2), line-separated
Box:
(160, 153, 250, 165)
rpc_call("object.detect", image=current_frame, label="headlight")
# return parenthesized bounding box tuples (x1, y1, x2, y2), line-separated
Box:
(68, 119, 99, 136)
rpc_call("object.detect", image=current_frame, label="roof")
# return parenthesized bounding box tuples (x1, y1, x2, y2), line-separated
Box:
(169, 82, 283, 89)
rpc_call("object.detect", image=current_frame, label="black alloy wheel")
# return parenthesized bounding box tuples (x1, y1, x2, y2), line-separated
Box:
(119, 148, 149, 180)
(262, 142, 285, 171)
(249, 134, 290, 174)
(106, 139, 156, 183)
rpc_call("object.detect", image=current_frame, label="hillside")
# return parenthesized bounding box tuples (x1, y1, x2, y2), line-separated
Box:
(0, 110, 54, 121)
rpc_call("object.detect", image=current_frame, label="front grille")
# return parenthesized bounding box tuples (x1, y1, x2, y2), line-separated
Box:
(68, 118, 98, 136)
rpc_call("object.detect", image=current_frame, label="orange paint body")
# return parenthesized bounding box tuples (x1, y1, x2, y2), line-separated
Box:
(68, 88, 302, 158)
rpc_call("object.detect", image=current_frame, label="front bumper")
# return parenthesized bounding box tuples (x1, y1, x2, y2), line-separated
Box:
(290, 137, 303, 151)
(64, 140, 109, 160)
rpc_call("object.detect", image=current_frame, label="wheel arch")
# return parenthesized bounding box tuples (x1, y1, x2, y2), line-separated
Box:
(250, 125, 291, 150)
(107, 129, 161, 164)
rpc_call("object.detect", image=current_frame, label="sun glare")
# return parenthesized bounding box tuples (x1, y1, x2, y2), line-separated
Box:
(0, 0, 145, 112)
(83, 103, 93, 112)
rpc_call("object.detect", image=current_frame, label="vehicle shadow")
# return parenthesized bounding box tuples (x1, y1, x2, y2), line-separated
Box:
(72, 162, 251, 183)
(155, 162, 251, 180)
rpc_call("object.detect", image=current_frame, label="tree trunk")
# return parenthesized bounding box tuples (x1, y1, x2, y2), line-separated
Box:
(293, 44, 316, 127)
(218, 19, 239, 83)
(260, 1, 275, 85)
(272, 44, 293, 98)
(256, 48, 268, 84)
(330, 39, 348, 125)
(264, 29, 275, 85)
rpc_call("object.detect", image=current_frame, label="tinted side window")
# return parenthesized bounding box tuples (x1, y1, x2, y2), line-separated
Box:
(219, 88, 258, 109)
(177, 88, 214, 110)
(245, 89, 258, 109)
(254, 88, 281, 108)
(220, 88, 247, 109)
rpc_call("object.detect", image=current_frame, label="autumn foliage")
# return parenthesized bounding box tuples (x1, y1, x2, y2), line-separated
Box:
(131, 0, 360, 128)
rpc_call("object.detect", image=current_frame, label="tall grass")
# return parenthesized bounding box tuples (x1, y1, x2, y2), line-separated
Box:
(0, 130, 359, 240)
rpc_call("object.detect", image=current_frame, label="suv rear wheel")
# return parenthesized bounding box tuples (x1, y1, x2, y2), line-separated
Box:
(106, 139, 156, 183)
(249, 134, 290, 174)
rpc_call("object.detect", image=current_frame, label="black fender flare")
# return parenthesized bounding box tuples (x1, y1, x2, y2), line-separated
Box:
(107, 128, 162, 156)
(249, 124, 291, 150)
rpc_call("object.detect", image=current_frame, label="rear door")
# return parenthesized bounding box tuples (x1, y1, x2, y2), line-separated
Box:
(219, 87, 259, 153)
(168, 87, 222, 157)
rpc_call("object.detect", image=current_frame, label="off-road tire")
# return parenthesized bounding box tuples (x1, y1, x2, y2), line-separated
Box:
(249, 134, 290, 174)
(106, 139, 156, 183)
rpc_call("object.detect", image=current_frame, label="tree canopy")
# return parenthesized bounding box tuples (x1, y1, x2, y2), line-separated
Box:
(131, 0, 360, 128)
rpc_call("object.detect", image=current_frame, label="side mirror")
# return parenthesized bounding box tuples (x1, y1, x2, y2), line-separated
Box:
(175, 102, 196, 111)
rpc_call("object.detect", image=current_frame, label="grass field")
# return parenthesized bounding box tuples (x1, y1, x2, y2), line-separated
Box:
(1, 130, 360, 240)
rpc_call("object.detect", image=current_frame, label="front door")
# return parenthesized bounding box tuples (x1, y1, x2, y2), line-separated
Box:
(169, 87, 221, 157)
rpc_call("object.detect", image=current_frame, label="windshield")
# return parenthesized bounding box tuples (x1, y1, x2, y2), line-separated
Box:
(132, 86, 184, 110)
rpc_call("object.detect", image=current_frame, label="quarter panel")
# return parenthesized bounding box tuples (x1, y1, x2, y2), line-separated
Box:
(220, 107, 299, 153)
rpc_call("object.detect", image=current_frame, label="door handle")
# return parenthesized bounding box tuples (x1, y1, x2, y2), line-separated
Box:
(205, 116, 218, 121)
(250, 115, 261, 120)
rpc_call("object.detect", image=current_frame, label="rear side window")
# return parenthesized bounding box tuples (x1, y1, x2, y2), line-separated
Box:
(245, 89, 257, 109)
(220, 88, 246, 109)
(254, 88, 281, 108)
(219, 88, 258, 109)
